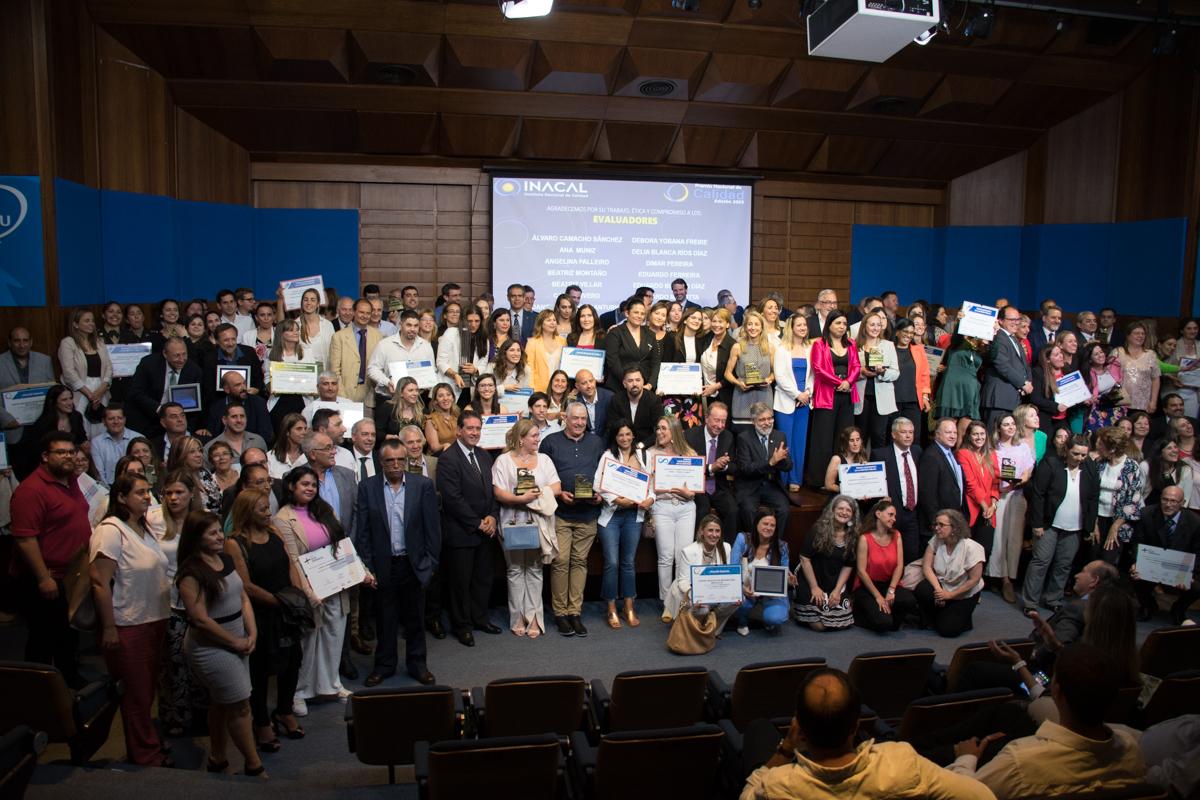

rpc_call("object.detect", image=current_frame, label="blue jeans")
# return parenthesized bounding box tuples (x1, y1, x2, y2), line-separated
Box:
(736, 596, 789, 628)
(599, 508, 640, 601)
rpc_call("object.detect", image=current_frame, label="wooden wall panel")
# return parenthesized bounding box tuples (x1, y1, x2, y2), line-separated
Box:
(1043, 94, 1120, 225)
(96, 29, 175, 195)
(175, 109, 249, 204)
(0, 0, 41, 174)
(948, 151, 1026, 226)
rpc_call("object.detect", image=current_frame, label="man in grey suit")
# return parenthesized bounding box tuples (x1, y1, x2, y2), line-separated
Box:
(0, 328, 55, 391)
(981, 305, 1033, 429)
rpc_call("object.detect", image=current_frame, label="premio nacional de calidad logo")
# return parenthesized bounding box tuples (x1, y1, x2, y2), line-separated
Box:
(494, 179, 522, 197)
(0, 184, 29, 241)
(663, 183, 690, 203)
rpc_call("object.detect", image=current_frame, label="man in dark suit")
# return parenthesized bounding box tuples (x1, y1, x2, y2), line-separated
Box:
(1096, 307, 1124, 349)
(1149, 393, 1198, 444)
(685, 401, 738, 542)
(1022, 435, 1100, 613)
(1027, 305, 1068, 359)
(597, 299, 628, 332)
(917, 418, 965, 538)
(806, 289, 839, 340)
(572, 369, 613, 437)
(125, 337, 204, 438)
(882, 416, 924, 563)
(606, 367, 664, 448)
(1130, 486, 1200, 624)
(734, 401, 792, 534)
(203, 323, 265, 408)
(671, 278, 701, 312)
(982, 305, 1033, 429)
(357, 439, 440, 686)
(506, 284, 535, 343)
(435, 411, 501, 646)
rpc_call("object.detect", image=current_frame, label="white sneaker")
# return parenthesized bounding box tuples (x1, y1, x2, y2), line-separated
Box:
(337, 688, 353, 700)
(292, 697, 308, 717)
(737, 626, 749, 637)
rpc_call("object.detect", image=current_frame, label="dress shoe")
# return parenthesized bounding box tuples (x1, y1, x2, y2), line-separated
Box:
(364, 672, 390, 688)
(570, 615, 588, 638)
(350, 634, 374, 655)
(339, 655, 359, 681)
(408, 666, 436, 685)
(427, 620, 447, 640)
(474, 622, 502, 635)
(456, 630, 476, 647)
(556, 617, 575, 637)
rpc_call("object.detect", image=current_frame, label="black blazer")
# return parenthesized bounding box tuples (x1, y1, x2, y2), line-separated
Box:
(603, 324, 661, 394)
(685, 425, 736, 493)
(734, 428, 791, 498)
(202, 346, 265, 406)
(1027, 455, 1100, 534)
(125, 353, 205, 437)
(1132, 506, 1200, 579)
(700, 332, 735, 411)
(1029, 366, 1066, 432)
(606, 391, 664, 448)
(575, 386, 615, 439)
(435, 443, 499, 549)
(354, 473, 441, 586)
(882, 442, 923, 512)
(917, 444, 966, 532)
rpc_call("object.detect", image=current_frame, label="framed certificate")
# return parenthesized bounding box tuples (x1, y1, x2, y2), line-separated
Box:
(656, 363, 703, 395)
(307, 399, 364, 431)
(596, 455, 650, 503)
(215, 364, 250, 392)
(106, 343, 152, 378)
(838, 461, 887, 500)
(388, 360, 438, 389)
(297, 539, 367, 601)
(499, 387, 533, 414)
(1054, 370, 1091, 407)
(1, 384, 53, 425)
(958, 301, 998, 341)
(479, 414, 518, 449)
(270, 361, 320, 395)
(691, 564, 743, 605)
(169, 382, 202, 413)
(560, 347, 605, 381)
(1179, 358, 1200, 388)
(280, 275, 327, 312)
(751, 565, 789, 597)
(654, 455, 705, 492)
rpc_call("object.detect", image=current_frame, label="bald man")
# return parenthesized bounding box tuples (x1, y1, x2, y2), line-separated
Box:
(1131, 485, 1200, 624)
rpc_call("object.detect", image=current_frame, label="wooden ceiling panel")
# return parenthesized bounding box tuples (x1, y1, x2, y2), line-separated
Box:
(356, 111, 438, 154)
(555, 0, 642, 14)
(517, 117, 602, 159)
(529, 41, 622, 95)
(738, 130, 824, 171)
(846, 66, 943, 115)
(771, 59, 868, 110)
(872, 140, 1018, 181)
(806, 135, 891, 175)
(594, 121, 679, 162)
(723, 0, 803, 28)
(347, 31, 441, 86)
(188, 107, 358, 152)
(253, 27, 350, 83)
(99, 23, 260, 80)
(919, 75, 1013, 122)
(439, 113, 521, 157)
(667, 125, 753, 166)
(694, 53, 791, 104)
(635, 0, 737, 24)
(987, 83, 1111, 128)
(442, 35, 534, 91)
(612, 47, 710, 100)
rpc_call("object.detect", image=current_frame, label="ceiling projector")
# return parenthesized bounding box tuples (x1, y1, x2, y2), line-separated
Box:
(808, 0, 941, 62)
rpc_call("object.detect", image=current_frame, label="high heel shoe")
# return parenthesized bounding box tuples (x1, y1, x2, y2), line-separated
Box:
(606, 601, 621, 630)
(624, 598, 640, 628)
(206, 758, 229, 773)
(271, 712, 305, 740)
(244, 763, 268, 778)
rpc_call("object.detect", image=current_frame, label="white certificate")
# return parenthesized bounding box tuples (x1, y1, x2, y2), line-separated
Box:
(560, 347, 605, 382)
(654, 455, 705, 492)
(597, 455, 650, 503)
(1180, 358, 1200, 388)
(1054, 370, 1092, 407)
(1136, 544, 1195, 588)
(215, 364, 250, 392)
(307, 399, 364, 432)
(270, 361, 320, 395)
(751, 565, 789, 597)
(280, 275, 327, 312)
(388, 360, 438, 390)
(0, 432, 8, 470)
(838, 461, 888, 500)
(924, 346, 945, 376)
(1095, 372, 1117, 396)
(480, 414, 519, 449)
(1, 385, 52, 425)
(297, 539, 367, 601)
(106, 343, 152, 378)
(499, 387, 533, 414)
(691, 564, 744, 605)
(958, 302, 998, 341)
(657, 363, 703, 395)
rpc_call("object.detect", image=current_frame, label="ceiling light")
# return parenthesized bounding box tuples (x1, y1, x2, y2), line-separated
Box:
(500, 0, 553, 19)
(1154, 23, 1178, 55)
(913, 26, 937, 45)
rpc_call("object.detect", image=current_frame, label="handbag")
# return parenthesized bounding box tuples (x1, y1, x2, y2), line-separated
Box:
(500, 509, 541, 551)
(64, 545, 96, 631)
(666, 603, 719, 655)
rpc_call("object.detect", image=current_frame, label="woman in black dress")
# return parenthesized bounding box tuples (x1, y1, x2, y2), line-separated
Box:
(793, 494, 858, 631)
(603, 295, 660, 395)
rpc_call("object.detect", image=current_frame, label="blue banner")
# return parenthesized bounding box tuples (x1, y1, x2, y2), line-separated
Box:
(0, 176, 47, 307)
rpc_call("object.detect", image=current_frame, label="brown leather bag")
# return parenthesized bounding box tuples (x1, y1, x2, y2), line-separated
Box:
(666, 604, 719, 655)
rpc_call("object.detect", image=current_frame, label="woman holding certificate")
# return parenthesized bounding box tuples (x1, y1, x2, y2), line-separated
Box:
(700, 308, 735, 411)
(1029, 344, 1073, 433)
(852, 311, 899, 450)
(266, 320, 309, 429)
(772, 314, 813, 494)
(594, 422, 653, 628)
(490, 339, 532, 398)
(648, 416, 699, 607)
(793, 495, 857, 631)
(288, 287, 334, 372)
(808, 312, 861, 488)
(731, 507, 794, 636)
(989, 414, 1034, 604)
(59, 309, 113, 440)
(659, 307, 712, 431)
(662, 515, 736, 629)
(524, 311, 566, 393)
(491, 419, 560, 638)
(724, 309, 774, 431)
(821, 426, 870, 495)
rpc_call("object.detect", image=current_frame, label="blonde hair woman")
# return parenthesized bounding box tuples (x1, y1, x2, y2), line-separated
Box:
(773, 313, 814, 492)
(524, 309, 566, 393)
(59, 308, 113, 438)
(724, 309, 774, 428)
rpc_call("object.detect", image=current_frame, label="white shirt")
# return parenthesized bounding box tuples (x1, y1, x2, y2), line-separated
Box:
(891, 444, 919, 509)
(333, 445, 356, 472)
(366, 335, 437, 397)
(351, 448, 375, 482)
(377, 320, 398, 337)
(1098, 456, 1127, 518)
(929, 537, 985, 597)
(89, 517, 170, 627)
(267, 450, 307, 480)
(1052, 465, 1084, 532)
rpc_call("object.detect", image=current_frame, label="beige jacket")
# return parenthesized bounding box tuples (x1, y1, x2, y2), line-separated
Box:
(274, 505, 349, 608)
(58, 336, 113, 390)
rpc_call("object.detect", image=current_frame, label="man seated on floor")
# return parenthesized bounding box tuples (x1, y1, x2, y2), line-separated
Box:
(740, 668, 993, 800)
(949, 642, 1145, 799)
(1130, 485, 1200, 625)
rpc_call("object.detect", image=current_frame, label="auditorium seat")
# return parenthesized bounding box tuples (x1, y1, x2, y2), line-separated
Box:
(0, 725, 44, 799)
(847, 648, 935, 723)
(569, 723, 724, 800)
(1138, 625, 1200, 679)
(0, 662, 121, 766)
(1141, 669, 1200, 727)
(469, 675, 587, 745)
(1106, 682, 1144, 726)
(346, 685, 465, 784)
(588, 667, 709, 735)
(414, 733, 562, 800)
(945, 638, 1035, 692)
(706, 658, 826, 730)
(897, 688, 1013, 742)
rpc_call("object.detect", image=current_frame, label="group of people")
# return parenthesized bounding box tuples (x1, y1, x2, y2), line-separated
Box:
(2, 276, 1198, 778)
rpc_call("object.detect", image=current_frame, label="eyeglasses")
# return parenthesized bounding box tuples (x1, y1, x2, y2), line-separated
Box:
(48, 449, 77, 457)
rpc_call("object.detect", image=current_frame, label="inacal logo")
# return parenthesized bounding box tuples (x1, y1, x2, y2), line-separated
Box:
(0, 185, 29, 241)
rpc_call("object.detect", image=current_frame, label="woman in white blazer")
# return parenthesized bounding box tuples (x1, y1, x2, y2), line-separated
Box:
(852, 311, 899, 450)
(773, 314, 816, 492)
(663, 515, 739, 628)
(59, 308, 113, 439)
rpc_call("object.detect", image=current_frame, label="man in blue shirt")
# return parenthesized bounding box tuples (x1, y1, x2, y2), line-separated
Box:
(91, 405, 141, 485)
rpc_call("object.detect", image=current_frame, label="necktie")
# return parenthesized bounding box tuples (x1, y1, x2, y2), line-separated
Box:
(761, 435, 770, 458)
(706, 436, 717, 494)
(902, 451, 917, 511)
(1164, 516, 1176, 545)
(169, 369, 178, 387)
(467, 449, 481, 477)
(357, 329, 367, 384)
(1048, 330, 1055, 342)
(359, 456, 368, 481)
